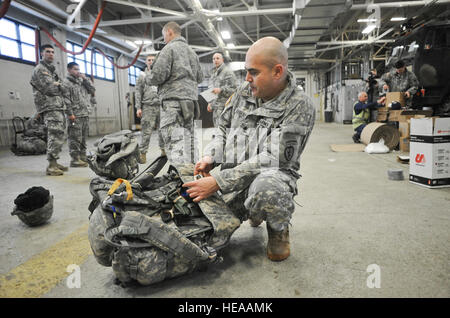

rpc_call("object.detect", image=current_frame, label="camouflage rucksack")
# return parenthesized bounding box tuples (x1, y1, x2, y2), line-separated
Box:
(10, 116, 47, 156)
(87, 130, 140, 180)
(87, 157, 241, 286)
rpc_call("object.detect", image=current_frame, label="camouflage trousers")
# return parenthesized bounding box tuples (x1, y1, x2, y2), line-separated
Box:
(212, 106, 224, 128)
(140, 103, 164, 154)
(222, 169, 297, 232)
(42, 110, 66, 161)
(67, 116, 89, 160)
(159, 100, 197, 165)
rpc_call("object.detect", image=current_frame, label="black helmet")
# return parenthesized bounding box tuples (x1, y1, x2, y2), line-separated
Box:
(11, 187, 54, 226)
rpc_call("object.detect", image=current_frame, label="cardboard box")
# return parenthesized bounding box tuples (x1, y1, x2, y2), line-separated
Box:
(409, 117, 450, 188)
(376, 109, 388, 122)
(385, 92, 405, 109)
(388, 109, 433, 122)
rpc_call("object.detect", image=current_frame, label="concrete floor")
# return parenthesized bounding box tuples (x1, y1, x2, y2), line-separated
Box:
(0, 121, 449, 298)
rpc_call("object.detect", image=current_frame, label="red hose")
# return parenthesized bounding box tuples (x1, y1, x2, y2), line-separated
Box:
(0, 0, 12, 19)
(90, 23, 151, 81)
(39, 0, 106, 56)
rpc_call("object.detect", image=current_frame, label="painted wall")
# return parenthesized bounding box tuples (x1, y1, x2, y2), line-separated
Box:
(0, 10, 143, 147)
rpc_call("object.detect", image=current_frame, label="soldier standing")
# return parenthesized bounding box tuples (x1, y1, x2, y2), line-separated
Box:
(30, 44, 68, 176)
(207, 52, 237, 127)
(145, 21, 203, 165)
(183, 37, 316, 262)
(380, 59, 419, 107)
(135, 54, 165, 164)
(62, 62, 95, 167)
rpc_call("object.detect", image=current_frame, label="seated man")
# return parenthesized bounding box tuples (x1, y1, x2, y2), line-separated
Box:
(352, 92, 385, 143)
(182, 37, 315, 262)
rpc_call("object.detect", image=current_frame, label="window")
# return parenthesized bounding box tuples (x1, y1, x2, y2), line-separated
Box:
(0, 18, 36, 64)
(66, 41, 115, 81)
(128, 65, 142, 86)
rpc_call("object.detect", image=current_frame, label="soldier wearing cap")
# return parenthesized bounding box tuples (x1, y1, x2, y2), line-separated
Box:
(380, 59, 419, 107)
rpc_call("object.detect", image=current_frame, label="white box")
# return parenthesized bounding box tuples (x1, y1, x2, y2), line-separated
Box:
(409, 117, 450, 188)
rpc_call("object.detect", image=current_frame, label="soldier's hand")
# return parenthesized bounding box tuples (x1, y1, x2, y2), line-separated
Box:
(182, 176, 220, 203)
(207, 104, 212, 112)
(80, 73, 87, 80)
(136, 109, 142, 118)
(383, 84, 389, 90)
(194, 156, 213, 177)
(404, 91, 411, 98)
(69, 115, 76, 121)
(212, 88, 221, 94)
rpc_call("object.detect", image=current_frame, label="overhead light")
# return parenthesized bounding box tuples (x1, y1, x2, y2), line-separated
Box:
(221, 30, 231, 39)
(362, 24, 376, 34)
(357, 18, 377, 23)
(134, 40, 152, 45)
(391, 17, 407, 21)
(227, 43, 236, 49)
(126, 40, 138, 48)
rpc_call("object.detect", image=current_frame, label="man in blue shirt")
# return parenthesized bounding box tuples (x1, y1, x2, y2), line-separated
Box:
(352, 91, 385, 143)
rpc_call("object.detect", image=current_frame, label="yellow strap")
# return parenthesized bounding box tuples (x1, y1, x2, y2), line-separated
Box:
(107, 178, 133, 201)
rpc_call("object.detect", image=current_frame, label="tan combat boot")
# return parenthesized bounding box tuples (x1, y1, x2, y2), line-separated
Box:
(55, 161, 68, 171)
(139, 152, 147, 164)
(46, 159, 64, 176)
(70, 156, 88, 167)
(79, 154, 88, 164)
(160, 148, 166, 157)
(266, 224, 290, 261)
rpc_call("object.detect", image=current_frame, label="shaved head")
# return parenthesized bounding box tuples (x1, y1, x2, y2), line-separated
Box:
(247, 37, 288, 69)
(244, 37, 289, 101)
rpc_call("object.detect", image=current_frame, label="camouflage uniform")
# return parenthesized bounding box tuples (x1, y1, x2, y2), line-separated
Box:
(62, 74, 95, 161)
(204, 71, 315, 231)
(30, 61, 66, 161)
(146, 36, 203, 165)
(210, 63, 237, 127)
(380, 69, 419, 106)
(135, 67, 164, 154)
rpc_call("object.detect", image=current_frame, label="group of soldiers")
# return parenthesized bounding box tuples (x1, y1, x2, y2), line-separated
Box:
(30, 21, 316, 262)
(30, 44, 96, 176)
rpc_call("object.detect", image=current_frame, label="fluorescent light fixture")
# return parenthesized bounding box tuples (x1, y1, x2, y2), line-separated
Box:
(391, 17, 407, 21)
(362, 24, 376, 34)
(226, 43, 236, 49)
(221, 30, 231, 39)
(134, 40, 152, 45)
(357, 18, 377, 23)
(126, 40, 138, 48)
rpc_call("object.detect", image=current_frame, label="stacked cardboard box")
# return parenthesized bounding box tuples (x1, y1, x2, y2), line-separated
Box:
(409, 117, 450, 188)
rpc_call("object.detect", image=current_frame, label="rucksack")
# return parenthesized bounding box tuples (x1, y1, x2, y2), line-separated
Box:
(87, 130, 140, 180)
(87, 157, 241, 286)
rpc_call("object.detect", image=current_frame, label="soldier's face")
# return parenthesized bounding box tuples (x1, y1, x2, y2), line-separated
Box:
(69, 65, 81, 77)
(213, 53, 223, 68)
(245, 51, 281, 101)
(42, 48, 55, 63)
(396, 66, 406, 74)
(146, 56, 155, 68)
